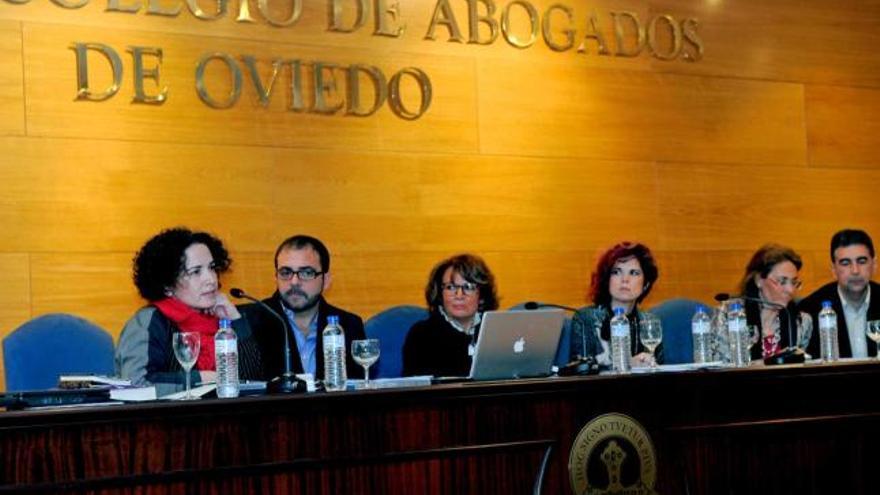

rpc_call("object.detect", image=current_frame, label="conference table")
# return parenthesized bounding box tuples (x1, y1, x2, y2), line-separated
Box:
(1, 360, 878, 494)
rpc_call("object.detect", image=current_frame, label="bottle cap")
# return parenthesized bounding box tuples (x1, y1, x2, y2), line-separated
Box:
(729, 302, 743, 311)
(821, 300, 832, 309)
(613, 307, 625, 316)
(219, 318, 232, 328)
(695, 305, 707, 313)
(327, 315, 340, 325)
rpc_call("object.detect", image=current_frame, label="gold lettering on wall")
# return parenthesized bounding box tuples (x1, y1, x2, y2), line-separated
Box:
(106, 0, 140, 13)
(345, 64, 387, 116)
(329, 0, 368, 33)
(148, 0, 183, 16)
(129, 45, 168, 103)
(682, 18, 704, 62)
(258, 0, 302, 27)
(577, 11, 609, 55)
(187, 0, 227, 20)
(373, 0, 405, 37)
(312, 61, 344, 113)
(52, 0, 88, 9)
(71, 42, 123, 101)
(467, 0, 499, 45)
(611, 11, 645, 57)
(501, 0, 538, 49)
(425, 0, 463, 42)
(285, 59, 306, 111)
(241, 55, 282, 106)
(542, 4, 574, 52)
(195, 52, 242, 108)
(647, 15, 682, 61)
(388, 67, 431, 120)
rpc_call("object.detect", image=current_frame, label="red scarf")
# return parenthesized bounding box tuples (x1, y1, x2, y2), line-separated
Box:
(154, 297, 219, 371)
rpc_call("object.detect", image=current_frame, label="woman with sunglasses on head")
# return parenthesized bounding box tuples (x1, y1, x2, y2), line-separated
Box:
(402, 254, 499, 377)
(569, 242, 661, 368)
(737, 244, 813, 360)
(116, 227, 264, 395)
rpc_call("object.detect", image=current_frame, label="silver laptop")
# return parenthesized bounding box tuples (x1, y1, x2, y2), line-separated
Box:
(469, 309, 566, 380)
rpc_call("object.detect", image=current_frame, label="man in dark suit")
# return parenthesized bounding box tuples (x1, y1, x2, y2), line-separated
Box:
(243, 235, 365, 383)
(799, 229, 879, 358)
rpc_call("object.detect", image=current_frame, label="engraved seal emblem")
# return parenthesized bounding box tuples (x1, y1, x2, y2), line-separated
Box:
(568, 413, 658, 495)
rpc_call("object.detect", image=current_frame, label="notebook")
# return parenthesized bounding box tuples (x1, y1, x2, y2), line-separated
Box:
(468, 309, 566, 380)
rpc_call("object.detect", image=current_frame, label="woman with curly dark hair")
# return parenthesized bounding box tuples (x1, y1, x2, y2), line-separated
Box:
(568, 242, 661, 368)
(402, 253, 499, 377)
(115, 227, 263, 394)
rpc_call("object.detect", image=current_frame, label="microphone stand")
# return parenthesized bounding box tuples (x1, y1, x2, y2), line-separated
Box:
(715, 293, 805, 365)
(524, 302, 599, 376)
(231, 288, 307, 393)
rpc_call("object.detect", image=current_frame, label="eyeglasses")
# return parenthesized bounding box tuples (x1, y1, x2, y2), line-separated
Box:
(442, 282, 479, 295)
(276, 267, 324, 281)
(772, 276, 803, 290)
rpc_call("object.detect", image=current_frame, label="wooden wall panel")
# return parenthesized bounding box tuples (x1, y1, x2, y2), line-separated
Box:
(29, 253, 140, 336)
(23, 23, 478, 153)
(0, 20, 24, 136)
(655, 162, 880, 252)
(0, 137, 275, 252)
(806, 85, 880, 169)
(0, 254, 31, 391)
(477, 59, 807, 165)
(651, 0, 880, 87)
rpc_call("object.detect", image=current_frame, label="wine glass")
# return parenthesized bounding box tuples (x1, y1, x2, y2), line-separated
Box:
(351, 339, 380, 389)
(172, 332, 201, 400)
(639, 316, 662, 368)
(866, 320, 880, 359)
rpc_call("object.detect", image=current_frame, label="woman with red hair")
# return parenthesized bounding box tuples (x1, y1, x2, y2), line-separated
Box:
(569, 242, 661, 368)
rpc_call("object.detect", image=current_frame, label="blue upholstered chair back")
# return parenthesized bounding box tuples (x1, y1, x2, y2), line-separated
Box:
(649, 298, 704, 364)
(3, 313, 115, 391)
(508, 303, 574, 368)
(364, 305, 429, 378)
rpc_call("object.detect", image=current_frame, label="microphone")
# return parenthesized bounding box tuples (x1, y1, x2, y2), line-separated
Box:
(713, 293, 804, 365)
(524, 301, 580, 312)
(524, 301, 599, 376)
(230, 288, 306, 393)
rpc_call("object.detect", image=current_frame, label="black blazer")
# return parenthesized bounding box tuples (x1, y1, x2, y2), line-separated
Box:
(798, 281, 880, 358)
(240, 292, 366, 380)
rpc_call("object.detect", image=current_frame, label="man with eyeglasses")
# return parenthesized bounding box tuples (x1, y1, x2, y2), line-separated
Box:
(799, 229, 879, 358)
(244, 235, 365, 382)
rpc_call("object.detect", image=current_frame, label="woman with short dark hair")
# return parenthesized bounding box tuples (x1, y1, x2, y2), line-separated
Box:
(569, 242, 661, 367)
(402, 254, 499, 377)
(116, 227, 263, 394)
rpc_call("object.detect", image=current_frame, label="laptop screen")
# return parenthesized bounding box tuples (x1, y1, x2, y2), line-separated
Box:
(469, 309, 565, 380)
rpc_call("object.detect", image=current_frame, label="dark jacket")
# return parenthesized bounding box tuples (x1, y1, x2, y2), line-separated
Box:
(115, 306, 264, 395)
(798, 281, 880, 358)
(402, 311, 479, 377)
(240, 292, 365, 380)
(568, 305, 663, 366)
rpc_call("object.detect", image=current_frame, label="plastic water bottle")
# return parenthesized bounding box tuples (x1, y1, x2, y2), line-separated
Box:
(214, 318, 240, 398)
(692, 305, 712, 364)
(609, 307, 631, 373)
(711, 301, 730, 362)
(818, 300, 840, 362)
(322, 315, 347, 391)
(727, 302, 749, 367)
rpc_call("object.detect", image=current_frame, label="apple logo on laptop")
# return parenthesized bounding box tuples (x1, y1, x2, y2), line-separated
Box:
(513, 337, 526, 354)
